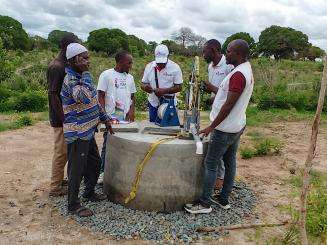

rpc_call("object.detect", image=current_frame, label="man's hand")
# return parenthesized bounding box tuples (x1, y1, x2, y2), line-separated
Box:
(154, 88, 166, 97)
(125, 109, 135, 122)
(141, 84, 154, 94)
(105, 120, 114, 134)
(198, 125, 214, 137)
(204, 81, 218, 94)
(75, 55, 89, 73)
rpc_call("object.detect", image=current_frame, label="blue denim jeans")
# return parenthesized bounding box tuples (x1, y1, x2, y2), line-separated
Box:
(200, 128, 244, 204)
(148, 102, 158, 122)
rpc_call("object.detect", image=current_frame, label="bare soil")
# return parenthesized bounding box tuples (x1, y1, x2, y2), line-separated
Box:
(0, 120, 326, 244)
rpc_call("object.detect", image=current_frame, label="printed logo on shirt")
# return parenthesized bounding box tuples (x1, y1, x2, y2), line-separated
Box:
(114, 78, 127, 89)
(162, 72, 173, 77)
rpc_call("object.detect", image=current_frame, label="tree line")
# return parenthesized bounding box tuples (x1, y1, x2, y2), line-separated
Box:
(0, 15, 325, 60)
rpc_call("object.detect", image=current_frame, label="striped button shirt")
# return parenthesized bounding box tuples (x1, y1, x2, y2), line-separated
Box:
(60, 67, 108, 144)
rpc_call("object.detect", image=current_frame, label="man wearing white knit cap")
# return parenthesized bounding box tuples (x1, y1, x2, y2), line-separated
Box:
(61, 43, 114, 217)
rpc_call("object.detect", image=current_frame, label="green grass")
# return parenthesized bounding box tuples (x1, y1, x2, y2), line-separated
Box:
(0, 111, 48, 132)
(246, 106, 327, 126)
(275, 171, 327, 244)
(239, 132, 282, 159)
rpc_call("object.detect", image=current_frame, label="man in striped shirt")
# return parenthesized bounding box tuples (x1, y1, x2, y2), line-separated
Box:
(61, 43, 114, 217)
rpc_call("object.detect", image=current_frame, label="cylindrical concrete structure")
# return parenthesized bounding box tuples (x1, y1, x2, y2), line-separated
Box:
(103, 123, 207, 212)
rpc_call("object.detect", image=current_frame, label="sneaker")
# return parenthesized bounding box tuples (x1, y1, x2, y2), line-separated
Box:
(184, 200, 212, 214)
(97, 173, 104, 185)
(210, 195, 231, 210)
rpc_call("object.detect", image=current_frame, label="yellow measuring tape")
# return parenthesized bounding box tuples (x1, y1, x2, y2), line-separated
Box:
(124, 133, 182, 204)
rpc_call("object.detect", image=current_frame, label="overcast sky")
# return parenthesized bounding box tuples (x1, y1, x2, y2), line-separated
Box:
(1, 0, 327, 49)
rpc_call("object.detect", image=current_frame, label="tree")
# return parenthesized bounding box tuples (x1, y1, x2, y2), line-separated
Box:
(148, 41, 158, 53)
(171, 27, 196, 48)
(194, 35, 207, 49)
(48, 30, 79, 48)
(128, 34, 147, 57)
(30, 35, 51, 50)
(0, 15, 30, 50)
(305, 45, 325, 61)
(87, 28, 147, 56)
(0, 37, 13, 82)
(161, 39, 183, 54)
(258, 25, 310, 59)
(222, 32, 256, 56)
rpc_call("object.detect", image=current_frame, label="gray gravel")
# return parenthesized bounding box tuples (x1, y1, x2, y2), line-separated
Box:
(50, 182, 256, 243)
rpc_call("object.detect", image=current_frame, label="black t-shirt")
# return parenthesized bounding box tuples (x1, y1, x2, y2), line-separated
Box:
(47, 57, 66, 127)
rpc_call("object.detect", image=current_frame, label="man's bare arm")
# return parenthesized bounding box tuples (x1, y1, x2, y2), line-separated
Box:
(97, 90, 106, 109)
(141, 83, 154, 93)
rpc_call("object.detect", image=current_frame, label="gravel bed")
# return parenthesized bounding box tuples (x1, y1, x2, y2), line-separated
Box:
(50, 182, 256, 243)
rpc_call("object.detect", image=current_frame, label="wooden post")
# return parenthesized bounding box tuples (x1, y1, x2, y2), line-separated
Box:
(299, 55, 327, 245)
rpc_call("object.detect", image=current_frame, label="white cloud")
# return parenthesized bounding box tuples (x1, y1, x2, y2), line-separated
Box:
(0, 0, 326, 50)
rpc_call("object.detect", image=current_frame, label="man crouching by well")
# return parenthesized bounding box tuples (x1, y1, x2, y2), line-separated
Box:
(184, 39, 254, 214)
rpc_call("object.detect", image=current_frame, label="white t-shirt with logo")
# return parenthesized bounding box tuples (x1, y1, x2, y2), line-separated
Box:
(141, 59, 183, 107)
(208, 55, 234, 96)
(97, 68, 136, 117)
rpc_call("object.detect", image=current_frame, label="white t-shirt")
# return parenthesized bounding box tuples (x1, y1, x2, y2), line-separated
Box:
(97, 68, 136, 117)
(210, 61, 254, 133)
(208, 55, 234, 97)
(142, 59, 183, 107)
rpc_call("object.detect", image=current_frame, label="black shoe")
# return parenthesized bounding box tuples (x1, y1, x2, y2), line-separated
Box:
(184, 200, 212, 214)
(210, 195, 231, 210)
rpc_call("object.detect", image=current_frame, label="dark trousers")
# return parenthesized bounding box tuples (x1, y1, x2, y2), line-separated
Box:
(200, 129, 244, 204)
(67, 137, 101, 211)
(100, 131, 108, 172)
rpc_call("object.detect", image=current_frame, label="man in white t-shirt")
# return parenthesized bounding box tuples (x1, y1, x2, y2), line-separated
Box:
(203, 39, 234, 192)
(141, 44, 183, 122)
(97, 50, 136, 172)
(185, 39, 254, 214)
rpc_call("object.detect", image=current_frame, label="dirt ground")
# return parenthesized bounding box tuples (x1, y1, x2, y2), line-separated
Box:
(0, 119, 326, 244)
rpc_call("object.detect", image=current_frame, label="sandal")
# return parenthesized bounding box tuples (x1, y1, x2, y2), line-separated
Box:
(70, 206, 94, 217)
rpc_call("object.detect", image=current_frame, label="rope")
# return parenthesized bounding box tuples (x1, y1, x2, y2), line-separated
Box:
(124, 133, 183, 204)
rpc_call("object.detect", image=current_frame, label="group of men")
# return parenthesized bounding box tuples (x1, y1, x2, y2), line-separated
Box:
(47, 33, 253, 217)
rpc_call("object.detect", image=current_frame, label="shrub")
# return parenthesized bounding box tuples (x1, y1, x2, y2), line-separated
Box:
(240, 147, 256, 159)
(0, 90, 47, 112)
(135, 90, 148, 111)
(254, 138, 282, 156)
(15, 114, 33, 126)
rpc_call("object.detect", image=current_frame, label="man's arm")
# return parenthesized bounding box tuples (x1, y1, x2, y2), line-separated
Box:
(204, 81, 218, 94)
(199, 91, 241, 136)
(154, 84, 182, 97)
(141, 83, 154, 93)
(98, 90, 106, 109)
(48, 65, 65, 124)
(126, 93, 135, 122)
(71, 72, 94, 104)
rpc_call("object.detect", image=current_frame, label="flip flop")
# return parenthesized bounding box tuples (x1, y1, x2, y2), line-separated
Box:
(70, 206, 94, 217)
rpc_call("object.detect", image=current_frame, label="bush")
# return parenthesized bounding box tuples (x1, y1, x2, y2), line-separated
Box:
(240, 132, 282, 159)
(240, 147, 256, 159)
(15, 115, 33, 126)
(285, 171, 327, 242)
(0, 86, 11, 101)
(135, 90, 148, 111)
(254, 138, 282, 156)
(0, 90, 47, 112)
